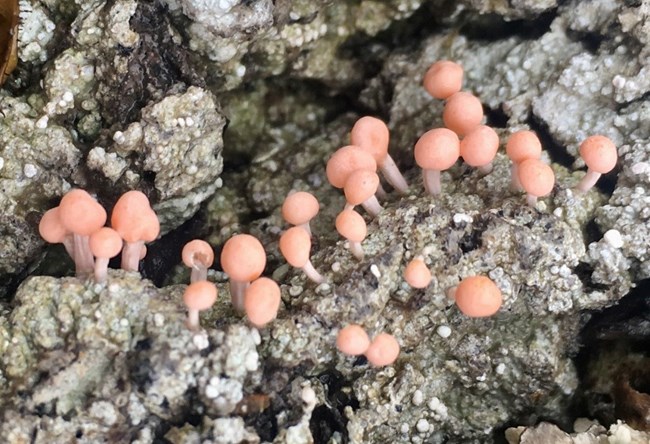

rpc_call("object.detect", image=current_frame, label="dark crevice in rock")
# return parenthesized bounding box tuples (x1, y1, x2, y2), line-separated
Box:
(310, 370, 357, 444)
(458, 8, 557, 42)
(526, 113, 574, 168)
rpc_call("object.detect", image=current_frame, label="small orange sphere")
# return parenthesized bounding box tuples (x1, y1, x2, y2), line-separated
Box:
(365, 333, 400, 366)
(414, 128, 460, 171)
(423, 60, 463, 100)
(343, 170, 380, 206)
(350, 116, 390, 165)
(279, 227, 311, 268)
(404, 258, 432, 289)
(59, 189, 107, 236)
(579, 135, 617, 173)
(183, 281, 218, 311)
(111, 191, 159, 243)
(89, 227, 123, 259)
(506, 130, 542, 164)
(244, 277, 281, 327)
(221, 234, 266, 282)
(443, 92, 484, 136)
(39, 207, 68, 243)
(336, 324, 370, 356)
(460, 125, 500, 167)
(182, 239, 214, 268)
(454, 276, 502, 317)
(518, 159, 555, 197)
(335, 210, 367, 243)
(326, 145, 377, 189)
(281, 191, 320, 226)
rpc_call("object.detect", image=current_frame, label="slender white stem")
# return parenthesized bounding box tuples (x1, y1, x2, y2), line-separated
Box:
(478, 162, 493, 175)
(526, 194, 538, 207)
(361, 195, 382, 217)
(121, 240, 144, 272)
(381, 154, 408, 194)
(230, 280, 249, 312)
(63, 235, 75, 261)
(511, 164, 523, 191)
(375, 182, 388, 200)
(423, 169, 442, 195)
(344, 203, 354, 211)
(575, 169, 601, 193)
(73, 234, 94, 276)
(349, 241, 364, 260)
(298, 222, 312, 237)
(191, 265, 208, 283)
(187, 309, 200, 330)
(94, 257, 109, 283)
(302, 260, 324, 284)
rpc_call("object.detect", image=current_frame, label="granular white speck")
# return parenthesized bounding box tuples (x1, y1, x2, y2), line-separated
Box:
(119, 318, 129, 327)
(185, 117, 194, 127)
(192, 331, 209, 350)
(553, 207, 563, 218)
(453, 213, 473, 224)
(235, 64, 246, 77)
(289, 285, 303, 296)
(370, 264, 381, 278)
(23, 164, 37, 178)
(153, 313, 165, 327)
(416, 418, 430, 433)
(631, 162, 649, 175)
(436, 325, 451, 338)
(0, 157, 4, 170)
(205, 384, 220, 399)
(612, 75, 626, 89)
(604, 229, 624, 248)
(400, 423, 409, 434)
(36, 115, 49, 129)
(177, 117, 186, 127)
(187, 165, 198, 175)
(495, 363, 506, 375)
(62, 91, 74, 103)
(412, 390, 424, 406)
(331, 262, 341, 272)
(244, 351, 258, 371)
(113, 131, 125, 144)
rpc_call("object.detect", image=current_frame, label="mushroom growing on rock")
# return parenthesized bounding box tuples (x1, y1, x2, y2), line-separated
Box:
(460, 125, 500, 174)
(182, 239, 214, 283)
(452, 276, 502, 318)
(506, 130, 542, 191)
(183, 281, 218, 331)
(575, 135, 617, 193)
(220, 234, 266, 312)
(89, 227, 123, 283)
(110, 190, 160, 272)
(58, 189, 107, 276)
(404, 258, 432, 289)
(326, 145, 377, 190)
(443, 91, 484, 137)
(281, 191, 320, 236)
(423, 60, 463, 100)
(336, 324, 370, 356)
(343, 169, 382, 216)
(39, 207, 75, 261)
(244, 277, 281, 328)
(335, 209, 367, 260)
(518, 158, 555, 207)
(414, 128, 460, 195)
(350, 116, 408, 193)
(279, 226, 324, 284)
(365, 333, 400, 367)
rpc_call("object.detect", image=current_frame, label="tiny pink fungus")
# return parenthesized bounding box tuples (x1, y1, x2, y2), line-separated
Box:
(38, 207, 74, 260)
(281, 191, 320, 236)
(343, 169, 382, 216)
(403, 258, 432, 289)
(443, 91, 484, 137)
(350, 116, 408, 193)
(460, 125, 500, 174)
(423, 60, 463, 100)
(576, 135, 617, 193)
(506, 130, 542, 190)
(452, 276, 502, 318)
(325, 145, 377, 189)
(365, 333, 400, 367)
(414, 128, 460, 195)
(182, 239, 214, 283)
(244, 277, 281, 328)
(220, 234, 266, 312)
(58, 189, 107, 276)
(183, 281, 218, 331)
(111, 190, 160, 272)
(335, 209, 367, 260)
(336, 324, 370, 356)
(89, 227, 122, 283)
(279, 226, 324, 284)
(518, 158, 555, 207)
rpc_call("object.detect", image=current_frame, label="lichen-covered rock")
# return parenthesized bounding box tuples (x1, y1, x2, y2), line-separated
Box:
(506, 420, 650, 444)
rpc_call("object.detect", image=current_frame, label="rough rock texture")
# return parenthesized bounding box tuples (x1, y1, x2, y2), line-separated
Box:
(1, 0, 650, 443)
(506, 420, 650, 444)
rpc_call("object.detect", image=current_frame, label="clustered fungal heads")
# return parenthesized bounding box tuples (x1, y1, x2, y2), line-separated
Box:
(39, 189, 159, 281)
(336, 325, 400, 367)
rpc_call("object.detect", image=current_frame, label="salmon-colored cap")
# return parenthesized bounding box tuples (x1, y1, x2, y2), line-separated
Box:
(326, 145, 377, 189)
(220, 234, 266, 282)
(404, 258, 432, 289)
(182, 239, 214, 268)
(350, 116, 390, 164)
(460, 125, 500, 167)
(506, 130, 542, 163)
(443, 92, 484, 136)
(518, 159, 555, 197)
(579, 135, 617, 173)
(414, 128, 460, 171)
(39, 207, 68, 243)
(281, 191, 320, 226)
(423, 61, 463, 100)
(244, 277, 281, 327)
(455, 276, 502, 317)
(89, 227, 123, 259)
(335, 210, 367, 242)
(111, 191, 160, 243)
(183, 281, 218, 311)
(365, 333, 400, 366)
(279, 226, 311, 268)
(343, 170, 380, 206)
(336, 324, 370, 356)
(59, 189, 107, 236)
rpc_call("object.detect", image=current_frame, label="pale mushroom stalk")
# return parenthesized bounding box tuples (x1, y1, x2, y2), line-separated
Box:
(510, 164, 523, 191)
(187, 309, 200, 331)
(302, 260, 325, 284)
(575, 170, 601, 193)
(361, 195, 382, 217)
(298, 222, 312, 237)
(423, 170, 442, 195)
(375, 182, 388, 199)
(94, 257, 110, 283)
(191, 264, 208, 283)
(230, 281, 249, 312)
(73, 234, 95, 275)
(526, 194, 538, 207)
(380, 154, 408, 193)
(122, 240, 144, 272)
(349, 241, 364, 260)
(478, 163, 493, 175)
